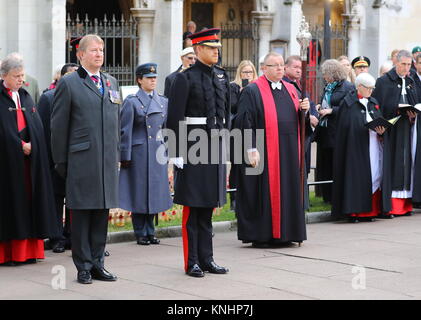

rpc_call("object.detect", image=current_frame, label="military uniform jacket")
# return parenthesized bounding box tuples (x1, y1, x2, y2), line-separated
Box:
(51, 67, 121, 210)
(119, 89, 173, 213)
(167, 59, 230, 208)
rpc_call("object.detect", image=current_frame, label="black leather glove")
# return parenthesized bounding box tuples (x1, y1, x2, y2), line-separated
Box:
(120, 160, 132, 169)
(55, 163, 67, 179)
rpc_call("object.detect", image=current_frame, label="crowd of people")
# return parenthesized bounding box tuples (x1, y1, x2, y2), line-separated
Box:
(1, 24, 421, 285)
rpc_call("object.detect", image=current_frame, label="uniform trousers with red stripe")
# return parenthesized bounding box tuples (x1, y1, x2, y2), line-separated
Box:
(182, 207, 214, 272)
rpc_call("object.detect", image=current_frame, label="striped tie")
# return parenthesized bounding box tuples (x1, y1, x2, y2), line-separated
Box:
(91, 75, 104, 95)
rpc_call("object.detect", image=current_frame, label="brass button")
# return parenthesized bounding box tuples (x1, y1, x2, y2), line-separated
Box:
(148, 125, 151, 129)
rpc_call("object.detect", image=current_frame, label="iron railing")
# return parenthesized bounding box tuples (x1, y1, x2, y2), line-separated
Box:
(66, 13, 139, 86)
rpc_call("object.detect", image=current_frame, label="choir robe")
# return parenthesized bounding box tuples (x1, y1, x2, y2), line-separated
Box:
(233, 76, 307, 243)
(0, 80, 58, 263)
(331, 91, 390, 218)
(372, 68, 421, 215)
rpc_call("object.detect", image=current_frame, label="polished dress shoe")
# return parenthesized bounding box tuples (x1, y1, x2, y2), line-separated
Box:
(148, 235, 160, 245)
(202, 261, 229, 274)
(52, 243, 65, 253)
(77, 270, 92, 284)
(186, 264, 205, 278)
(91, 267, 117, 281)
(137, 237, 150, 245)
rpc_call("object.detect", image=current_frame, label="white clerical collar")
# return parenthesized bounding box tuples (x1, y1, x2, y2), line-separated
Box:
(265, 76, 282, 90)
(82, 66, 101, 78)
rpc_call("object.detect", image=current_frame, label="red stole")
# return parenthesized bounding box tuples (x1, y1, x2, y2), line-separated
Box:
(255, 76, 301, 239)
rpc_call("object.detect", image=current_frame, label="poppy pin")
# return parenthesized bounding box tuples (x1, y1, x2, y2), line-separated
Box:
(106, 79, 111, 87)
(32, 107, 36, 113)
(25, 82, 30, 87)
(375, 104, 380, 110)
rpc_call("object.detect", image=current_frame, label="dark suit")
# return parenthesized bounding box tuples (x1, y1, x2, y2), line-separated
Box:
(51, 67, 120, 272)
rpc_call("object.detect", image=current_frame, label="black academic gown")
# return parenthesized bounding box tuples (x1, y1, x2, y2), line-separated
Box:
(371, 68, 421, 202)
(0, 81, 59, 242)
(331, 91, 390, 216)
(234, 78, 307, 243)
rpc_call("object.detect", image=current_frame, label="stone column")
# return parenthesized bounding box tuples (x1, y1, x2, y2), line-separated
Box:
(252, 11, 275, 61)
(288, 0, 303, 56)
(131, 2, 156, 65)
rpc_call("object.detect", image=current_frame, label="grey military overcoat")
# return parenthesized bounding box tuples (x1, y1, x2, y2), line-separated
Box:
(118, 89, 172, 214)
(51, 67, 121, 210)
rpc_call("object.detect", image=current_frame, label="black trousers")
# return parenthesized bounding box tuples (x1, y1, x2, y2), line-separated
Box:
(49, 194, 71, 246)
(71, 209, 109, 272)
(182, 207, 213, 271)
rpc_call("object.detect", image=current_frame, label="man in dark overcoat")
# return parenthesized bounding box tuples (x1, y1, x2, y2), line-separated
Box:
(51, 34, 121, 284)
(167, 28, 230, 277)
(38, 63, 78, 253)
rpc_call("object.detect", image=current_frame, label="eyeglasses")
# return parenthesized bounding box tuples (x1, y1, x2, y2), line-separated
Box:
(241, 71, 254, 74)
(361, 84, 375, 91)
(265, 64, 284, 68)
(186, 56, 196, 60)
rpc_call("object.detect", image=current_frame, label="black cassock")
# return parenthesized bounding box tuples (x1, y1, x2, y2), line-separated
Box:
(0, 81, 58, 242)
(371, 69, 421, 203)
(233, 77, 306, 243)
(331, 91, 390, 217)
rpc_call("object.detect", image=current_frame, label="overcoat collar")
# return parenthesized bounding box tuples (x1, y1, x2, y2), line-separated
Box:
(344, 90, 379, 109)
(77, 66, 109, 100)
(136, 89, 163, 115)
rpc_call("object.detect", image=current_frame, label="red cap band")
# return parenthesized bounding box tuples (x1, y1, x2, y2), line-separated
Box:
(192, 34, 219, 45)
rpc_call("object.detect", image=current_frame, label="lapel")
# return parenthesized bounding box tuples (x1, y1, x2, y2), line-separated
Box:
(78, 67, 103, 99)
(136, 90, 163, 115)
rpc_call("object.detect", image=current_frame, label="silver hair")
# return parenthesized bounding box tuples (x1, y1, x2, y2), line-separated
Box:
(355, 72, 376, 88)
(396, 50, 412, 62)
(321, 59, 348, 82)
(0, 52, 24, 77)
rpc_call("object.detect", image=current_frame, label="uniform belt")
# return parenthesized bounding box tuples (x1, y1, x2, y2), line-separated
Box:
(185, 117, 225, 125)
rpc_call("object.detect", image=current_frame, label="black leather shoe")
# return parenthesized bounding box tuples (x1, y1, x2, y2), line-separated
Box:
(202, 261, 229, 274)
(77, 270, 92, 284)
(104, 250, 110, 257)
(148, 235, 160, 245)
(252, 241, 270, 248)
(52, 244, 65, 253)
(91, 267, 117, 281)
(137, 237, 150, 245)
(186, 264, 205, 278)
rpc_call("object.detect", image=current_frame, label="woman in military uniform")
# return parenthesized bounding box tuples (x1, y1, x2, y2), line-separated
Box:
(119, 63, 172, 245)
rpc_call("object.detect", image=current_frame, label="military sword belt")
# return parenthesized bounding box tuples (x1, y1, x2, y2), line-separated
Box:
(185, 117, 225, 125)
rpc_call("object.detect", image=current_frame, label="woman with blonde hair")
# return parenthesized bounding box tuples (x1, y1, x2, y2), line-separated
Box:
(337, 55, 356, 83)
(230, 60, 258, 116)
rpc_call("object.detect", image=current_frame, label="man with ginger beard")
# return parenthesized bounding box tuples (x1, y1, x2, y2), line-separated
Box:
(167, 28, 230, 278)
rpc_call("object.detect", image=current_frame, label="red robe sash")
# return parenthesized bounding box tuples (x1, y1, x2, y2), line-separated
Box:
(255, 76, 301, 239)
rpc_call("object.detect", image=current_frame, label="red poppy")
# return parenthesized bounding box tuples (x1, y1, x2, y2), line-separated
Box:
(25, 82, 30, 87)
(32, 107, 36, 113)
(106, 79, 111, 87)
(375, 105, 380, 110)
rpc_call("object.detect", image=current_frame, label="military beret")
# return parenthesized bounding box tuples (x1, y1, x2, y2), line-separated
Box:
(412, 46, 421, 54)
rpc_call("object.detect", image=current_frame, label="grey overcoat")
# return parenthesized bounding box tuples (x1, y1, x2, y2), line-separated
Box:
(119, 89, 172, 214)
(51, 67, 121, 210)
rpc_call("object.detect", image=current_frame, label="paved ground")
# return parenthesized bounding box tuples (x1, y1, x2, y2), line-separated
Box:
(1, 212, 421, 300)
